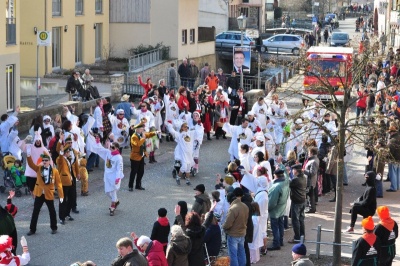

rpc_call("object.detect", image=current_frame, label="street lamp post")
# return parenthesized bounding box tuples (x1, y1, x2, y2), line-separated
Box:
(237, 14, 247, 89)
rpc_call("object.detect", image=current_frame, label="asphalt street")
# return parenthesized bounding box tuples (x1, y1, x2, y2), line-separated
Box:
(5, 17, 400, 266)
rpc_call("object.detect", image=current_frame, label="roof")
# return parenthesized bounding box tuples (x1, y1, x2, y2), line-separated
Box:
(307, 46, 353, 54)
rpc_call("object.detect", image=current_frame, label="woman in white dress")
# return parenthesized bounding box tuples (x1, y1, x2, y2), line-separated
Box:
(249, 202, 262, 263)
(87, 135, 124, 216)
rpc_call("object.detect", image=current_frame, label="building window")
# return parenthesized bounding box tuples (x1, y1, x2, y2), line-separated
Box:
(6, 65, 15, 112)
(52, 27, 62, 69)
(182, 30, 187, 44)
(190, 29, 195, 43)
(265, 3, 274, 11)
(95, 23, 103, 60)
(52, 0, 61, 16)
(6, 0, 16, 45)
(76, 0, 84, 15)
(75, 25, 83, 64)
(95, 0, 103, 14)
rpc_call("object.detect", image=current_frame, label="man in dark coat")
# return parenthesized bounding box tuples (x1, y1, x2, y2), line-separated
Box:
(226, 71, 240, 96)
(111, 237, 148, 266)
(178, 59, 191, 88)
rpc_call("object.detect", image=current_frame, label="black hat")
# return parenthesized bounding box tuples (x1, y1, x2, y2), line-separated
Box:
(274, 169, 285, 176)
(233, 187, 244, 197)
(194, 184, 205, 193)
(158, 208, 167, 217)
(291, 164, 303, 170)
(226, 192, 236, 204)
(134, 123, 145, 129)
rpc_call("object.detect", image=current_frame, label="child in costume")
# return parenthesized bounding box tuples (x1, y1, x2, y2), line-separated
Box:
(79, 157, 89, 196)
(0, 235, 30, 266)
(10, 160, 26, 191)
(146, 127, 160, 164)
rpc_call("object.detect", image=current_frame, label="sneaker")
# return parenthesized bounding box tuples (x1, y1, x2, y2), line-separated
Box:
(67, 216, 74, 221)
(185, 178, 191, 186)
(109, 207, 115, 216)
(260, 247, 267, 255)
(172, 169, 177, 179)
(59, 219, 65, 225)
(343, 226, 354, 233)
(115, 201, 120, 209)
(176, 177, 181, 185)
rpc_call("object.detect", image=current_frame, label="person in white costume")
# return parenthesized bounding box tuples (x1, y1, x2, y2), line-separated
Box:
(188, 112, 204, 175)
(108, 109, 130, 151)
(0, 235, 30, 266)
(251, 97, 270, 130)
(222, 118, 253, 161)
(87, 135, 124, 216)
(163, 92, 179, 142)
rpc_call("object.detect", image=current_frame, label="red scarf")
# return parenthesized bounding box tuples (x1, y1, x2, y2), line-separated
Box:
(362, 232, 377, 247)
(379, 218, 395, 231)
(111, 150, 120, 156)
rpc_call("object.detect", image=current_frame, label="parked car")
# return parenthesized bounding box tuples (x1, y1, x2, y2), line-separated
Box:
(324, 13, 339, 28)
(215, 31, 255, 52)
(329, 32, 350, 47)
(261, 34, 304, 55)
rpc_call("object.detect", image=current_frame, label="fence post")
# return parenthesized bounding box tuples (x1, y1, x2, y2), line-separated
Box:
(316, 225, 322, 259)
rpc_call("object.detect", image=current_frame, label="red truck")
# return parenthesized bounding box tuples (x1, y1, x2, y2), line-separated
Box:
(303, 46, 353, 102)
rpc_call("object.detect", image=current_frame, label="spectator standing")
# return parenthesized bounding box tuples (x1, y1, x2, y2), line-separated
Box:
(134, 235, 168, 266)
(323, 28, 329, 43)
(268, 169, 290, 251)
(178, 59, 191, 88)
(223, 187, 249, 266)
(217, 68, 227, 89)
(304, 147, 319, 213)
(205, 70, 219, 97)
(192, 184, 211, 216)
(116, 94, 135, 122)
(150, 208, 170, 254)
(168, 63, 177, 89)
(291, 243, 314, 266)
(387, 124, 400, 192)
(380, 32, 387, 55)
(287, 164, 307, 244)
(166, 225, 192, 266)
(188, 60, 199, 90)
(226, 71, 240, 96)
(111, 237, 148, 266)
(199, 63, 210, 84)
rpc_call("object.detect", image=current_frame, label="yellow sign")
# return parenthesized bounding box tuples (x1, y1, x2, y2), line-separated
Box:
(37, 31, 51, 46)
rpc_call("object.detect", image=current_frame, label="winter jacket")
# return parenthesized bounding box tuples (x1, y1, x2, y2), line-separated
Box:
(145, 240, 168, 266)
(151, 217, 170, 247)
(166, 234, 192, 266)
(291, 257, 315, 266)
(204, 223, 222, 256)
(290, 173, 307, 204)
(304, 155, 320, 187)
(268, 176, 290, 218)
(192, 193, 211, 216)
(352, 233, 381, 266)
(111, 249, 148, 266)
(241, 193, 254, 243)
(353, 172, 377, 215)
(223, 198, 249, 237)
(388, 132, 400, 162)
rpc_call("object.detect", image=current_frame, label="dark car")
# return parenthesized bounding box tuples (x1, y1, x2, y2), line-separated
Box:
(329, 32, 350, 47)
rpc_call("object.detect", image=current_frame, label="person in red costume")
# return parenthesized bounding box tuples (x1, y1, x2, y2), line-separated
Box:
(138, 75, 153, 101)
(177, 87, 189, 112)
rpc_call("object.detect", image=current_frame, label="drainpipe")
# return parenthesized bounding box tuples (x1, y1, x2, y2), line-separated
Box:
(44, 0, 48, 75)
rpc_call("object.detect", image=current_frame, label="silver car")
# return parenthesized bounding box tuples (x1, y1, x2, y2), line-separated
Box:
(262, 34, 304, 55)
(215, 31, 255, 52)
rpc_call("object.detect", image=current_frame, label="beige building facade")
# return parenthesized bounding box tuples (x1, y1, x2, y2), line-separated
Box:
(110, 0, 215, 60)
(20, 0, 109, 77)
(0, 0, 20, 113)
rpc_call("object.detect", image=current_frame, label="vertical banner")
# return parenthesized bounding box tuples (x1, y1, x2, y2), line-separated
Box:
(233, 46, 251, 73)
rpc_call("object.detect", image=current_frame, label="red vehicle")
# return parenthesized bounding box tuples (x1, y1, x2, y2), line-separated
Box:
(303, 46, 353, 102)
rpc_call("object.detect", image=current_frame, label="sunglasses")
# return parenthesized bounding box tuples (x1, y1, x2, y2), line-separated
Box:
(111, 146, 116, 149)
(42, 159, 50, 162)
(118, 113, 125, 115)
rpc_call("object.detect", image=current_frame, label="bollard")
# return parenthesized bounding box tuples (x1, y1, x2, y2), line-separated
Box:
(316, 225, 322, 259)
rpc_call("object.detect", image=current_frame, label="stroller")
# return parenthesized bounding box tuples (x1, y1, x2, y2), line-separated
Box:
(83, 81, 101, 100)
(171, 160, 197, 180)
(1, 155, 28, 197)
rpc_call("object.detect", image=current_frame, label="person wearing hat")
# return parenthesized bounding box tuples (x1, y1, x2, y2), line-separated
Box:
(344, 171, 377, 233)
(251, 96, 270, 131)
(56, 137, 80, 225)
(109, 109, 130, 152)
(43, 115, 55, 148)
(374, 206, 398, 265)
(246, 111, 262, 133)
(252, 175, 269, 255)
(223, 118, 253, 161)
(116, 94, 135, 121)
(291, 243, 314, 266)
(286, 164, 307, 245)
(26, 149, 64, 235)
(223, 187, 249, 266)
(111, 237, 147, 266)
(387, 123, 400, 192)
(163, 91, 179, 142)
(128, 123, 156, 191)
(192, 184, 212, 216)
(268, 168, 290, 251)
(352, 216, 381, 265)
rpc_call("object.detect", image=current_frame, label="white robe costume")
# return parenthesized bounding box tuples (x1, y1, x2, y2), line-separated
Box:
(21, 131, 52, 178)
(0, 113, 18, 154)
(239, 152, 253, 173)
(222, 123, 253, 160)
(132, 108, 155, 132)
(42, 115, 55, 148)
(163, 95, 179, 123)
(87, 134, 124, 202)
(108, 113, 130, 148)
(251, 102, 270, 130)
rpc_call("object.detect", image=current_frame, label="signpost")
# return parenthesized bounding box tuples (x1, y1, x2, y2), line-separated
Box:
(36, 31, 51, 109)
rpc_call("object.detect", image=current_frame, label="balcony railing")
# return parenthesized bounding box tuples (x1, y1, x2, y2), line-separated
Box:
(6, 18, 16, 45)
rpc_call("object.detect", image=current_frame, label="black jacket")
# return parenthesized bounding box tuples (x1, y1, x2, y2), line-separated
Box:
(178, 63, 191, 78)
(352, 234, 381, 266)
(290, 173, 307, 204)
(226, 75, 240, 91)
(111, 249, 148, 266)
(242, 193, 254, 243)
(353, 172, 377, 215)
(150, 219, 170, 245)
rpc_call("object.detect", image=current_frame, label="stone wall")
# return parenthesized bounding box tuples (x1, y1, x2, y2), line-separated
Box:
(110, 74, 125, 102)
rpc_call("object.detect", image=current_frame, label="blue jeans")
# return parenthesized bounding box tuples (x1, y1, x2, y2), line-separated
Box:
(227, 235, 246, 266)
(291, 202, 306, 240)
(270, 216, 284, 247)
(343, 162, 348, 184)
(376, 179, 383, 197)
(389, 163, 400, 191)
(86, 153, 99, 170)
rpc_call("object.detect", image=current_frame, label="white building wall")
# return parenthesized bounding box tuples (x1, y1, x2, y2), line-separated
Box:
(198, 0, 229, 34)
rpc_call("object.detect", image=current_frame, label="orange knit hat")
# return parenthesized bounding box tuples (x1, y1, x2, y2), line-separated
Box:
(377, 206, 390, 220)
(361, 216, 375, 230)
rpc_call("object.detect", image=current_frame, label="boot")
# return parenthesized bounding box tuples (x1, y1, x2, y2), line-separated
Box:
(207, 132, 212, 141)
(166, 135, 170, 142)
(109, 202, 116, 216)
(152, 155, 157, 163)
(149, 155, 154, 164)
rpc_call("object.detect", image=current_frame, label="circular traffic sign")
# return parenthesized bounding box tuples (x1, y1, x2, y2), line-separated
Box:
(39, 31, 48, 41)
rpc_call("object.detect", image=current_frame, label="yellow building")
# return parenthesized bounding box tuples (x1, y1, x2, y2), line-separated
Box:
(20, 0, 109, 77)
(0, 0, 20, 113)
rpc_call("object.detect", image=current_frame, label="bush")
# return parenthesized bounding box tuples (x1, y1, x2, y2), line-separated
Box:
(127, 42, 170, 60)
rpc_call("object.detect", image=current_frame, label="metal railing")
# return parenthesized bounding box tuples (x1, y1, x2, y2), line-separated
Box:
(128, 47, 171, 72)
(6, 18, 16, 45)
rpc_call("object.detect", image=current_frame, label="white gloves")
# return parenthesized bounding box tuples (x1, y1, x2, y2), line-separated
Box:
(228, 87, 232, 94)
(24, 135, 33, 144)
(21, 236, 27, 247)
(60, 198, 64, 203)
(26, 145, 32, 157)
(376, 174, 382, 181)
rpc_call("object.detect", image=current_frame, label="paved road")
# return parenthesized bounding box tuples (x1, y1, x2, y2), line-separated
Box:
(7, 18, 400, 266)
